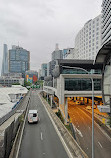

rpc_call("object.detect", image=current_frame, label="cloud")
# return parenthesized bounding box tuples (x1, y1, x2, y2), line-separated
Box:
(0, 0, 102, 73)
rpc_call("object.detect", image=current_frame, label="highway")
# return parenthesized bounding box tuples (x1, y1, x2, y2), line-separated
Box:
(68, 104, 111, 158)
(18, 90, 69, 158)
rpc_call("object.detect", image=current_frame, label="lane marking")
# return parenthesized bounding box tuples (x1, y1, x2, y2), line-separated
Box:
(38, 94, 74, 158)
(76, 128, 83, 138)
(41, 132, 43, 140)
(76, 107, 111, 143)
(73, 124, 83, 138)
(98, 141, 103, 148)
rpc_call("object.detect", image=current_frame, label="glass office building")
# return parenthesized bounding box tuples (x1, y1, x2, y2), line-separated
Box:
(9, 46, 30, 77)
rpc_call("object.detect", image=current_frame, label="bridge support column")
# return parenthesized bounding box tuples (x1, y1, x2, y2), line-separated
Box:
(65, 97, 68, 124)
(50, 95, 53, 108)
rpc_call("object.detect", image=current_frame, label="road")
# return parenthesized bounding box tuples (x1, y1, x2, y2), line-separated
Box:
(19, 90, 69, 158)
(68, 104, 111, 158)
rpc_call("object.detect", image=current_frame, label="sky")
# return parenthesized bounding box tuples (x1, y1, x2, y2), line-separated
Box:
(0, 0, 102, 73)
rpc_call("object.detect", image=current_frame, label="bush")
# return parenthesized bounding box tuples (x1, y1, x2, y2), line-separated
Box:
(55, 109, 64, 123)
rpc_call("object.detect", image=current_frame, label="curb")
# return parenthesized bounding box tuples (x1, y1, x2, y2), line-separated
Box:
(9, 92, 31, 158)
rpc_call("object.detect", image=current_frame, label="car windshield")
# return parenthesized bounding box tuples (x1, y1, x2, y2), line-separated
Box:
(33, 113, 37, 117)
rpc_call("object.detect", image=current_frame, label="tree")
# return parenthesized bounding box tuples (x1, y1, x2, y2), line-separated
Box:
(24, 80, 31, 87)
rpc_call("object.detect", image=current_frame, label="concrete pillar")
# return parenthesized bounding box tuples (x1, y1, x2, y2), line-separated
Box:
(65, 97, 68, 124)
(50, 95, 53, 108)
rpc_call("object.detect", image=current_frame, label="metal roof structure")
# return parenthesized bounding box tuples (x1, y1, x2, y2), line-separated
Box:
(0, 85, 28, 118)
(95, 40, 111, 64)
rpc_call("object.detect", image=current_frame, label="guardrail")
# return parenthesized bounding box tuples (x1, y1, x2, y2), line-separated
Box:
(0, 91, 29, 126)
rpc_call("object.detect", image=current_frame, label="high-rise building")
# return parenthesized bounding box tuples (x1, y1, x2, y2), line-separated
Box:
(52, 44, 63, 60)
(75, 15, 102, 60)
(102, 0, 111, 44)
(1, 44, 8, 76)
(41, 63, 47, 79)
(9, 46, 30, 77)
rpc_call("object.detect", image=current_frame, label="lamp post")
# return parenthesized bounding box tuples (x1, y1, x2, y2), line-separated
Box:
(62, 65, 94, 158)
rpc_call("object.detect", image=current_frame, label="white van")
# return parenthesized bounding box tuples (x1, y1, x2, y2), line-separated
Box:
(28, 110, 39, 123)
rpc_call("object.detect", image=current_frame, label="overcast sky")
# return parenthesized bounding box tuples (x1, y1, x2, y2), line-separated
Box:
(0, 0, 102, 73)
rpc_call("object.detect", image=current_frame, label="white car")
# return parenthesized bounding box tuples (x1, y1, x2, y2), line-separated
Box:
(28, 110, 39, 123)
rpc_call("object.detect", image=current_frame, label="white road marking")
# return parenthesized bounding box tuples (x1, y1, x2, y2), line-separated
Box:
(39, 118, 40, 121)
(98, 141, 103, 148)
(41, 132, 43, 140)
(38, 94, 74, 158)
(76, 128, 83, 137)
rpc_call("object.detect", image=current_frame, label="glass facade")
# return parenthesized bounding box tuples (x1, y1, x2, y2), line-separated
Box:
(65, 78, 101, 91)
(62, 68, 101, 74)
(9, 46, 30, 74)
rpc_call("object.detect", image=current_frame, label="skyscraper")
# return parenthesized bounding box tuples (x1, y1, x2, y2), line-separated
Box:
(102, 0, 111, 44)
(9, 45, 30, 77)
(1, 44, 8, 76)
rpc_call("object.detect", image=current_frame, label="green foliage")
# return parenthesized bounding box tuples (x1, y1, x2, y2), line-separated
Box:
(24, 80, 31, 87)
(107, 116, 111, 127)
(55, 109, 64, 123)
(12, 83, 20, 85)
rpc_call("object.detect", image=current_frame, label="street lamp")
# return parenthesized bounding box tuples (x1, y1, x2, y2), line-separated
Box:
(62, 65, 94, 158)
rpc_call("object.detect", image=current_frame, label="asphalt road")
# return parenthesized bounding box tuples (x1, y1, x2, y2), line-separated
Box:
(18, 90, 69, 158)
(68, 104, 111, 158)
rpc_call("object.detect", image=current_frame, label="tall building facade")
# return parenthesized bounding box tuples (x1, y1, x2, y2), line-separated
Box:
(9, 46, 30, 77)
(102, 0, 111, 44)
(51, 44, 63, 60)
(75, 15, 102, 60)
(1, 44, 8, 76)
(41, 63, 47, 78)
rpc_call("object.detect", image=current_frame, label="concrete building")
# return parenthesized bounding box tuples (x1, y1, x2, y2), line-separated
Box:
(1, 44, 8, 76)
(0, 76, 24, 87)
(52, 44, 63, 60)
(47, 60, 58, 76)
(43, 59, 103, 122)
(75, 15, 102, 60)
(38, 69, 42, 80)
(102, 0, 111, 44)
(9, 45, 30, 77)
